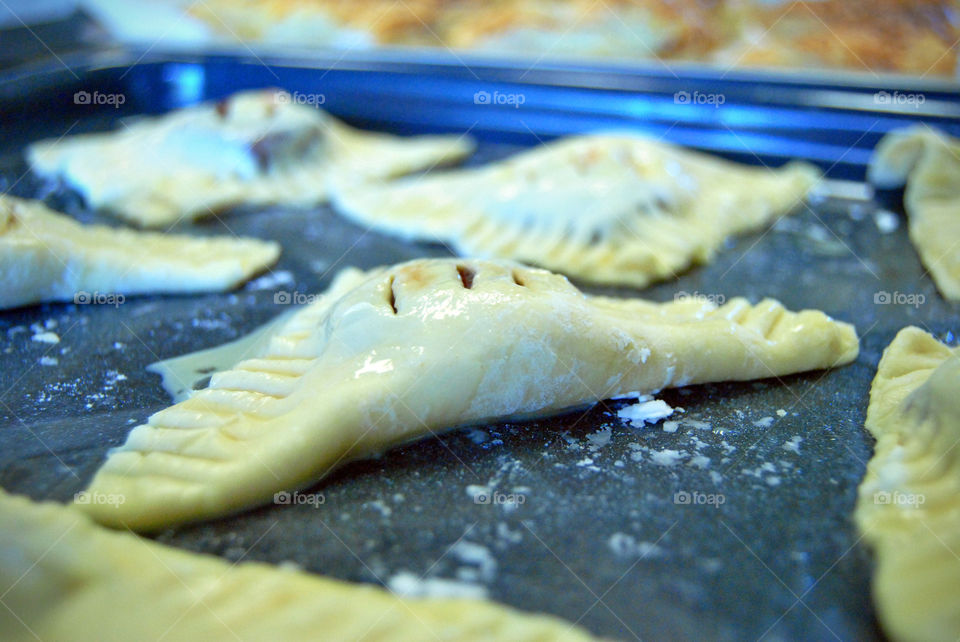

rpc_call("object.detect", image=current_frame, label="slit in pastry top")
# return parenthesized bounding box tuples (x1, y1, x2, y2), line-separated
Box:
(79, 258, 858, 531)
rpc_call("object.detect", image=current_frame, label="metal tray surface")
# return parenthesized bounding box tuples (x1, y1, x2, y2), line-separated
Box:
(1, 52, 959, 641)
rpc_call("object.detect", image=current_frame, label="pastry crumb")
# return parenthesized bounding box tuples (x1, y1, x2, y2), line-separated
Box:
(617, 397, 675, 427)
(873, 210, 899, 233)
(387, 572, 488, 599)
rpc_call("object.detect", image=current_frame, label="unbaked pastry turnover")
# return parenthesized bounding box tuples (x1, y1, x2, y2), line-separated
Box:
(28, 89, 474, 227)
(854, 326, 960, 642)
(0, 490, 596, 642)
(332, 134, 820, 287)
(868, 126, 960, 300)
(79, 258, 858, 531)
(0, 195, 279, 310)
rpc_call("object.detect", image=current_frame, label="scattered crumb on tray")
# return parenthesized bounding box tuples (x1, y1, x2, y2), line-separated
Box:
(618, 396, 676, 427)
(387, 572, 488, 599)
(873, 210, 899, 233)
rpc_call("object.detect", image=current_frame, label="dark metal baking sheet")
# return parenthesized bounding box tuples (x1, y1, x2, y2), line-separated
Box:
(1, 51, 959, 641)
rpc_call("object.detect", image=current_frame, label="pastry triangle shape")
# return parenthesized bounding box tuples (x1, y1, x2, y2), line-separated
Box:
(854, 326, 960, 642)
(80, 258, 858, 530)
(0, 490, 596, 642)
(332, 134, 820, 287)
(868, 126, 960, 300)
(28, 89, 474, 227)
(0, 195, 279, 310)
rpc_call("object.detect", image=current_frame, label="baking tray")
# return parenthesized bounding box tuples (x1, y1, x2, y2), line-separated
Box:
(1, 50, 959, 641)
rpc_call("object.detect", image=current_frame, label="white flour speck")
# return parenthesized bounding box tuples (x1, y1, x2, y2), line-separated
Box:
(650, 449, 685, 467)
(753, 416, 775, 428)
(586, 426, 612, 450)
(608, 533, 663, 558)
(782, 436, 803, 454)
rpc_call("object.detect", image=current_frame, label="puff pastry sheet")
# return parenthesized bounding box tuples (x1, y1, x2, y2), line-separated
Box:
(332, 134, 819, 287)
(0, 490, 596, 642)
(0, 195, 279, 310)
(854, 327, 960, 642)
(28, 89, 474, 227)
(868, 127, 960, 300)
(80, 258, 858, 531)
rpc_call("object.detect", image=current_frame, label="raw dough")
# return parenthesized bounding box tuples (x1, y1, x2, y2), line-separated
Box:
(0, 195, 279, 310)
(0, 490, 596, 642)
(868, 127, 960, 300)
(28, 89, 474, 227)
(854, 326, 960, 642)
(332, 134, 819, 287)
(80, 258, 858, 530)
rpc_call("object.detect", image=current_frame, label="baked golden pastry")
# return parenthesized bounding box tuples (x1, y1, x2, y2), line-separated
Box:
(333, 134, 819, 287)
(854, 327, 960, 642)
(0, 195, 279, 310)
(868, 127, 960, 300)
(718, 0, 958, 76)
(28, 89, 473, 227)
(434, 0, 722, 60)
(183, 0, 957, 75)
(79, 258, 857, 530)
(0, 489, 597, 642)
(189, 0, 445, 46)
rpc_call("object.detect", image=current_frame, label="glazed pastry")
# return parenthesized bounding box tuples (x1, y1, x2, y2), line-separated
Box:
(0, 195, 279, 310)
(79, 258, 858, 530)
(0, 490, 597, 642)
(28, 89, 474, 227)
(332, 134, 819, 287)
(868, 127, 960, 300)
(854, 327, 960, 642)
